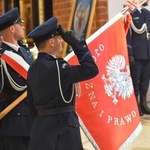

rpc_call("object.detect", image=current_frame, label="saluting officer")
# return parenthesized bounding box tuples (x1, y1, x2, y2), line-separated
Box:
(27, 17, 99, 150)
(0, 7, 32, 150)
(126, 0, 150, 116)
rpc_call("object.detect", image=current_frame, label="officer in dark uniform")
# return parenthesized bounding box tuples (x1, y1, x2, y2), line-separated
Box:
(126, 0, 150, 116)
(0, 7, 32, 150)
(27, 17, 99, 150)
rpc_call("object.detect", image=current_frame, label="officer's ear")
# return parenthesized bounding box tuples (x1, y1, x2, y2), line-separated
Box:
(9, 26, 15, 33)
(48, 38, 55, 47)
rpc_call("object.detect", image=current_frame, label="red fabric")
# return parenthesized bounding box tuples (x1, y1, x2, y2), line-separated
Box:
(1, 52, 29, 79)
(67, 13, 141, 150)
(124, 13, 132, 33)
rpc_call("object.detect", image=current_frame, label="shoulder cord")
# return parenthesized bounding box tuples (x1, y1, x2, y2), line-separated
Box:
(56, 59, 74, 103)
(1, 59, 26, 91)
(130, 21, 147, 34)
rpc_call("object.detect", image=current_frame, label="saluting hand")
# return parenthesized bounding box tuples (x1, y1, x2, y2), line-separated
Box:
(58, 25, 79, 46)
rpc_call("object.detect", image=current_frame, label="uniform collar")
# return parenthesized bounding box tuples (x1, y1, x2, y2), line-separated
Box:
(2, 40, 19, 51)
(38, 52, 57, 59)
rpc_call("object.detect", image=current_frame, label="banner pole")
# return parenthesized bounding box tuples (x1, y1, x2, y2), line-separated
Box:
(0, 91, 27, 120)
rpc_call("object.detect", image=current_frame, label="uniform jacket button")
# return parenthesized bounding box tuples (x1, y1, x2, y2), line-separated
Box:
(17, 112, 21, 116)
(83, 45, 86, 48)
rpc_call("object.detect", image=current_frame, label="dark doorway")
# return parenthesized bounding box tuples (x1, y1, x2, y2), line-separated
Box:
(44, 0, 53, 21)
(4, 0, 19, 11)
(32, 0, 39, 28)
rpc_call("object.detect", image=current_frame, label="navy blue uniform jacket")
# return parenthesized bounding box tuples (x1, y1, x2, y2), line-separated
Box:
(0, 42, 32, 137)
(129, 8, 150, 59)
(27, 41, 99, 150)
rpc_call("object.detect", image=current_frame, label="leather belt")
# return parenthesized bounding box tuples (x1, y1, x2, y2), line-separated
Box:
(37, 106, 75, 115)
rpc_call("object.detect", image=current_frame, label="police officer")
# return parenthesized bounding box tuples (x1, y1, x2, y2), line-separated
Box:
(0, 7, 32, 150)
(126, 0, 150, 116)
(26, 17, 99, 150)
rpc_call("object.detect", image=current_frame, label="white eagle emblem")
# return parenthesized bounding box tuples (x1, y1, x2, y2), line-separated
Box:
(102, 55, 133, 104)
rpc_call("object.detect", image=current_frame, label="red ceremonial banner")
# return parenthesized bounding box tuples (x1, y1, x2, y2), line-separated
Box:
(65, 12, 142, 150)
